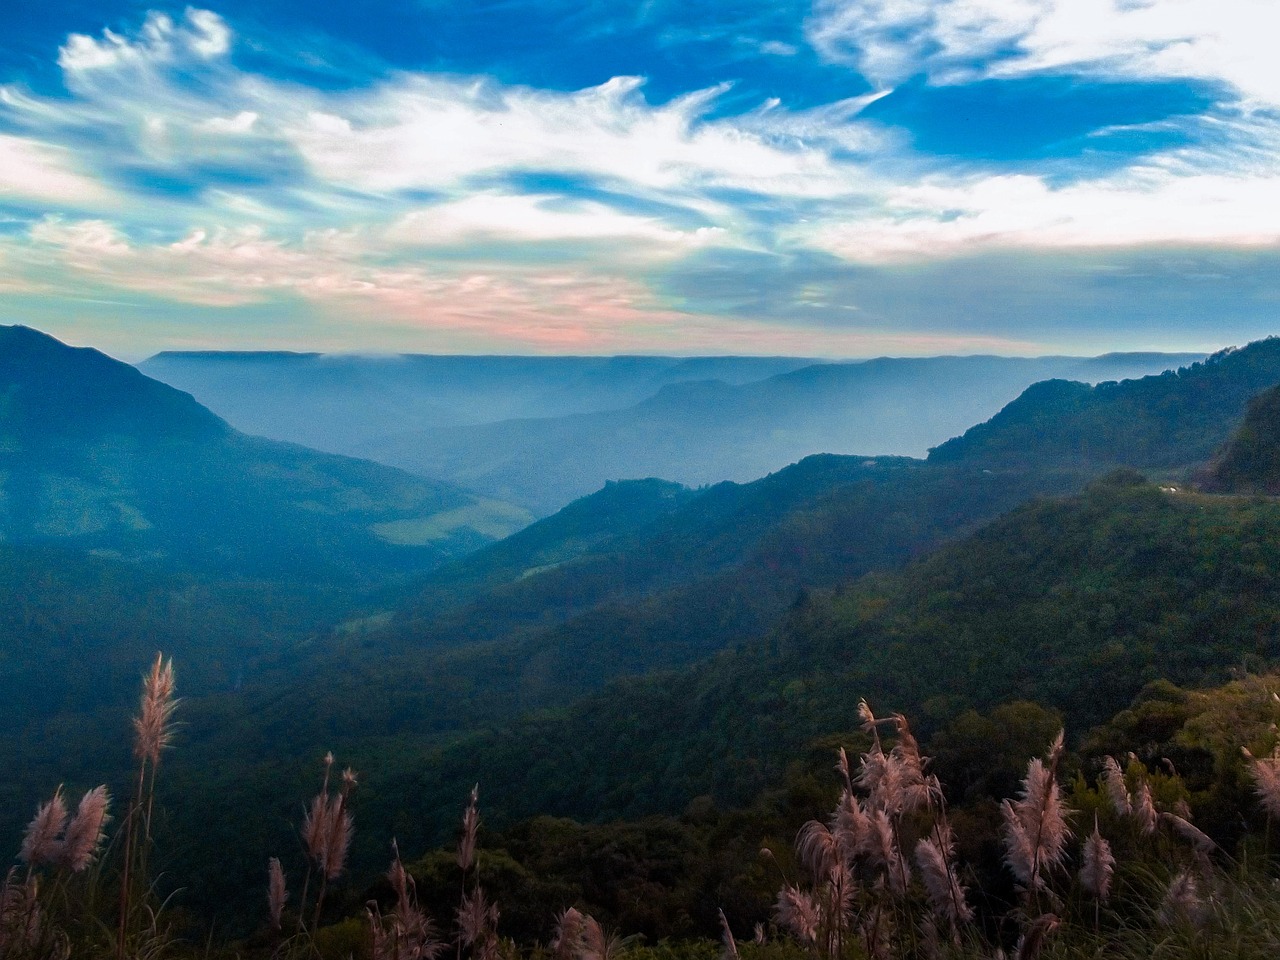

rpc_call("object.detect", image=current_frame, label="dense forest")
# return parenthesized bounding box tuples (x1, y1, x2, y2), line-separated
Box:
(6, 328, 1280, 958)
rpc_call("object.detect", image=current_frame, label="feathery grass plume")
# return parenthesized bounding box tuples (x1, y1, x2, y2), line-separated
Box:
(581, 914, 624, 960)
(855, 742, 892, 805)
(1159, 870, 1208, 928)
(19, 787, 68, 868)
(836, 747, 854, 793)
(797, 819, 842, 882)
(0, 868, 40, 954)
(718, 909, 739, 960)
(302, 791, 333, 866)
(58, 785, 110, 872)
(1001, 736, 1073, 891)
(1132, 780, 1159, 835)
(833, 790, 869, 863)
(119, 653, 178, 960)
(456, 888, 498, 948)
(322, 805, 354, 881)
(552, 907, 585, 960)
(1101, 756, 1131, 817)
(457, 785, 480, 873)
(1161, 811, 1216, 854)
(1014, 914, 1059, 960)
(372, 843, 445, 960)
(774, 886, 820, 944)
(1244, 745, 1280, 819)
(862, 808, 910, 894)
(1079, 818, 1114, 902)
(133, 654, 177, 765)
(267, 858, 287, 931)
(915, 823, 972, 927)
(753, 923, 765, 945)
(857, 699, 880, 741)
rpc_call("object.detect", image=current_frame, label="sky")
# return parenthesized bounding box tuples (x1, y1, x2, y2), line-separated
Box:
(2, 1, 1279, 359)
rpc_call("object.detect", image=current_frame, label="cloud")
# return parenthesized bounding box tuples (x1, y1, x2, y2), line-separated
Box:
(796, 165, 1280, 262)
(0, 135, 115, 208)
(385, 193, 727, 251)
(58, 8, 231, 74)
(807, 0, 1280, 103)
(282, 75, 861, 200)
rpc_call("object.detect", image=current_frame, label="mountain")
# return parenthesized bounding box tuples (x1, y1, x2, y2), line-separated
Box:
(1205, 384, 1280, 494)
(137, 352, 820, 459)
(142, 350, 1200, 514)
(358, 353, 1202, 513)
(930, 338, 1280, 469)
(405, 474, 1280, 830)
(0, 325, 531, 581)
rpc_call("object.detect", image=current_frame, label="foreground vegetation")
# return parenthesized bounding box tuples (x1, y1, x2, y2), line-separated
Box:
(6, 652, 1280, 960)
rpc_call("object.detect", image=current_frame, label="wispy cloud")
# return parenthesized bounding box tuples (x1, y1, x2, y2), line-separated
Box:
(807, 0, 1280, 103)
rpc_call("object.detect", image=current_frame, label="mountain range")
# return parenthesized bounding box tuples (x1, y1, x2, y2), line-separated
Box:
(141, 350, 1202, 513)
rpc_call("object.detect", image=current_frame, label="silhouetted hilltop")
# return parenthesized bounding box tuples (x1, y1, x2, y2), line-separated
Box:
(0, 325, 529, 581)
(0, 325, 226, 443)
(1206, 383, 1280, 494)
(930, 337, 1280, 468)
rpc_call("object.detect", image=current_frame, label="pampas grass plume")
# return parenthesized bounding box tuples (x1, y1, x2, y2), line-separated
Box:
(133, 654, 177, 765)
(1244, 745, 1280, 819)
(1102, 756, 1131, 817)
(20, 787, 67, 868)
(1079, 818, 1114, 902)
(58, 786, 110, 872)
(458, 785, 480, 872)
(267, 857, 287, 930)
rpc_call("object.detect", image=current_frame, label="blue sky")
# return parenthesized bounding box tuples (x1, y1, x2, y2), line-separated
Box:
(2, 1, 1279, 358)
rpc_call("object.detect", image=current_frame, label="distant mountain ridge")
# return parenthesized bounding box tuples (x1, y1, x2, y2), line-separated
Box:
(141, 348, 1202, 513)
(354, 352, 1202, 512)
(0, 325, 531, 581)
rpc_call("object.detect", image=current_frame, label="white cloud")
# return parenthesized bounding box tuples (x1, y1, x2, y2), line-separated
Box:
(58, 9, 231, 74)
(0, 135, 114, 207)
(807, 0, 1280, 103)
(798, 166, 1280, 262)
(386, 193, 727, 250)
(283, 74, 860, 199)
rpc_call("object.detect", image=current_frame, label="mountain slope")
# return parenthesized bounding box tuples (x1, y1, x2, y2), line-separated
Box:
(0, 325, 530, 581)
(408, 476, 1280, 829)
(930, 338, 1280, 469)
(1206, 383, 1280, 494)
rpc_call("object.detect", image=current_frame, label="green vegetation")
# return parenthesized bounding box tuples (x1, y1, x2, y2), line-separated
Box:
(931, 337, 1280, 469)
(1207, 383, 1280, 494)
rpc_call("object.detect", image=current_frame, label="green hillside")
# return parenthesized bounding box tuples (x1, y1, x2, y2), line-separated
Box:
(930, 337, 1280, 469)
(0, 325, 531, 582)
(1207, 383, 1280, 493)
(405, 476, 1280, 829)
